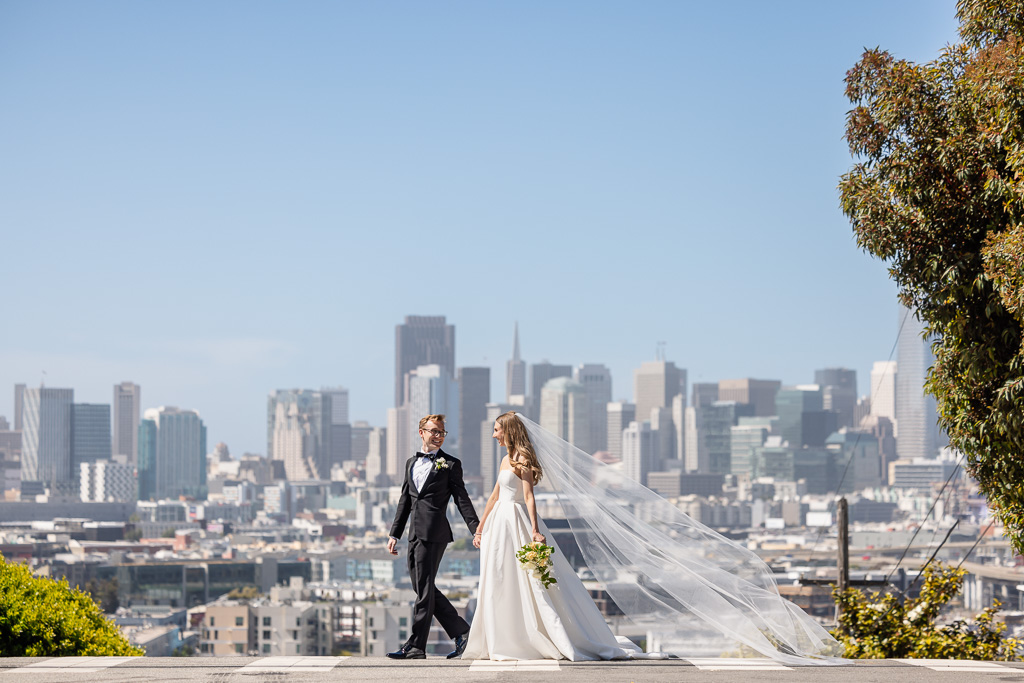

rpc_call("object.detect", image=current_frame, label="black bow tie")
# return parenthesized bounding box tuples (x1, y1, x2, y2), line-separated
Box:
(416, 452, 436, 460)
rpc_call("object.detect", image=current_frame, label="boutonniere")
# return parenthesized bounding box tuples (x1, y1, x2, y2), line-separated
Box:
(434, 457, 452, 471)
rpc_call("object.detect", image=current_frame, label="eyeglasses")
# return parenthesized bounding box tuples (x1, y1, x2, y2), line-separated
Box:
(422, 428, 447, 437)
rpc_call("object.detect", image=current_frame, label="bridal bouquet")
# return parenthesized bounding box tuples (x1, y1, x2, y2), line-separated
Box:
(516, 542, 557, 589)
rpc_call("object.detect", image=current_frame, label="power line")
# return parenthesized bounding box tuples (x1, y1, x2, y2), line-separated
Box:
(883, 456, 963, 583)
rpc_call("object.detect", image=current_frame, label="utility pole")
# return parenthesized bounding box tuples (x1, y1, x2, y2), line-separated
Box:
(837, 497, 850, 595)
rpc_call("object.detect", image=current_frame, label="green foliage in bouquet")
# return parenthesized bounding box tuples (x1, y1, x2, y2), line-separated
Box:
(832, 562, 1021, 660)
(0, 554, 143, 656)
(517, 542, 557, 589)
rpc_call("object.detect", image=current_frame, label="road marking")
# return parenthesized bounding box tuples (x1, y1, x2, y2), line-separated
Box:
(897, 659, 1013, 672)
(7, 657, 136, 674)
(470, 659, 561, 671)
(686, 658, 792, 671)
(241, 656, 350, 672)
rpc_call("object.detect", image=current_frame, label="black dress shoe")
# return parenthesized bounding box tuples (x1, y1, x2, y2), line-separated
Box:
(386, 645, 426, 659)
(446, 633, 469, 659)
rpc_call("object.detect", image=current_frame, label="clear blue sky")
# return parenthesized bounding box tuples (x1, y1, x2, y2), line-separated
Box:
(1, 1, 960, 455)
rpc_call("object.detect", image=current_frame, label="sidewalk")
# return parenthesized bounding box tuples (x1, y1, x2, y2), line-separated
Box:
(1, 656, 1022, 682)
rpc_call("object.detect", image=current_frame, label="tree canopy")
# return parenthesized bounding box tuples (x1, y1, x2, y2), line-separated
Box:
(840, 0, 1024, 553)
(0, 555, 142, 656)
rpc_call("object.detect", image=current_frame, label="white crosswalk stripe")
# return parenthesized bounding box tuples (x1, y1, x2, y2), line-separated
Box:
(685, 657, 792, 671)
(470, 659, 561, 671)
(897, 659, 1013, 672)
(7, 657, 136, 674)
(240, 655, 350, 672)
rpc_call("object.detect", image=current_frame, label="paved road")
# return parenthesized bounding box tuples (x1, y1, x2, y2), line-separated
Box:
(1, 657, 1023, 682)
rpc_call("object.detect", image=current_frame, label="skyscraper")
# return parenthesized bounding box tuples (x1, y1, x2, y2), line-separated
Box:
(21, 387, 73, 486)
(606, 401, 635, 462)
(322, 386, 352, 467)
(815, 368, 858, 429)
(458, 367, 490, 477)
(528, 362, 572, 421)
(351, 421, 372, 463)
(406, 364, 460, 454)
(870, 360, 898, 428)
(574, 364, 612, 454)
(14, 384, 25, 431)
(633, 361, 686, 425)
(366, 426, 387, 485)
(72, 403, 112, 471)
(896, 305, 940, 459)
(480, 402, 512, 493)
(267, 390, 333, 480)
(386, 405, 409, 480)
(622, 420, 655, 486)
(139, 406, 207, 500)
(505, 323, 526, 403)
(717, 379, 780, 416)
(539, 377, 590, 453)
(691, 383, 719, 408)
(775, 385, 824, 448)
(112, 381, 141, 466)
(395, 316, 455, 407)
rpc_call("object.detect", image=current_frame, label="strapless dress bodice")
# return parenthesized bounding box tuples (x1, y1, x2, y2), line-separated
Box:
(497, 468, 525, 503)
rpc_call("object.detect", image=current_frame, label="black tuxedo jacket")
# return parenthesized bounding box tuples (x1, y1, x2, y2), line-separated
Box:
(389, 449, 479, 543)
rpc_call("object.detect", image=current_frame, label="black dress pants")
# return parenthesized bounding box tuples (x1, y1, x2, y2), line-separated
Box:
(406, 538, 469, 650)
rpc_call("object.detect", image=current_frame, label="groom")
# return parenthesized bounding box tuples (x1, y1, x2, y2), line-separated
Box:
(386, 414, 479, 660)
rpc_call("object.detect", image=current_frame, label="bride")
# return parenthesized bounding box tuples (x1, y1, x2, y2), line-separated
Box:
(462, 411, 842, 663)
(462, 411, 635, 660)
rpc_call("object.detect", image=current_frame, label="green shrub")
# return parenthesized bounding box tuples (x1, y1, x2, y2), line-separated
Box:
(0, 554, 142, 656)
(832, 562, 1022, 660)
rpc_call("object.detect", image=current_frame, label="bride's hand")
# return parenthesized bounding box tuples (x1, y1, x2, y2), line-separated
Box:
(473, 533, 482, 549)
(532, 531, 545, 544)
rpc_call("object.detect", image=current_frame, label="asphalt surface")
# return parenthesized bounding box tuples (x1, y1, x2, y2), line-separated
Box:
(1, 657, 1023, 682)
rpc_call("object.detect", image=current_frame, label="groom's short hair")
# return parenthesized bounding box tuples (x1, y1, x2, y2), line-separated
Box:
(418, 414, 446, 430)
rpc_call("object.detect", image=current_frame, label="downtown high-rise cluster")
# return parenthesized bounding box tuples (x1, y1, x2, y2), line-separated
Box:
(0, 305, 947, 505)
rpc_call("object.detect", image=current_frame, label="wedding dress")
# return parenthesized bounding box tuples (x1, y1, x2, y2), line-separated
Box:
(462, 468, 636, 661)
(464, 414, 842, 664)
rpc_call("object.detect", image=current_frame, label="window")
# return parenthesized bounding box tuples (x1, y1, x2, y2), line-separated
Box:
(263, 617, 271, 626)
(368, 644, 374, 655)
(214, 630, 219, 640)
(296, 617, 301, 627)
(263, 631, 271, 639)
(399, 617, 407, 627)
(235, 643, 244, 654)
(210, 617, 216, 627)
(262, 644, 270, 654)
(399, 629, 407, 640)
(371, 631, 377, 639)
(235, 616, 244, 626)
(367, 617, 374, 627)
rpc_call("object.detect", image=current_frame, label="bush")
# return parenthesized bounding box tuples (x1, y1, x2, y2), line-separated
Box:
(0, 554, 142, 656)
(832, 562, 1022, 660)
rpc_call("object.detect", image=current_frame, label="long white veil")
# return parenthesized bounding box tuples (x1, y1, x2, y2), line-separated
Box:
(515, 413, 843, 664)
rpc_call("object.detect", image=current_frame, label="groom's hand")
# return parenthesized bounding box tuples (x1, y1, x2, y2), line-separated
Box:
(387, 537, 399, 555)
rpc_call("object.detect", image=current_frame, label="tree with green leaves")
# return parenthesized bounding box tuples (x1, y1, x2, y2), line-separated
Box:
(840, 0, 1024, 553)
(0, 555, 142, 656)
(833, 562, 1021, 659)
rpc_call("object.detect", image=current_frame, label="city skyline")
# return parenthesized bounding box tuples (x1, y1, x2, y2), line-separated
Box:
(0, 1, 960, 455)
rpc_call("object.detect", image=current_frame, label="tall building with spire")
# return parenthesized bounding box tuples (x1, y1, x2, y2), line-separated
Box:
(506, 323, 526, 403)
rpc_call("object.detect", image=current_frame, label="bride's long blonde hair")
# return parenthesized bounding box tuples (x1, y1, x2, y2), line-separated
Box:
(498, 411, 543, 485)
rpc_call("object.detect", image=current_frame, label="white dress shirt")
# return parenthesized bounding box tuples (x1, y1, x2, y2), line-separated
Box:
(412, 450, 437, 491)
